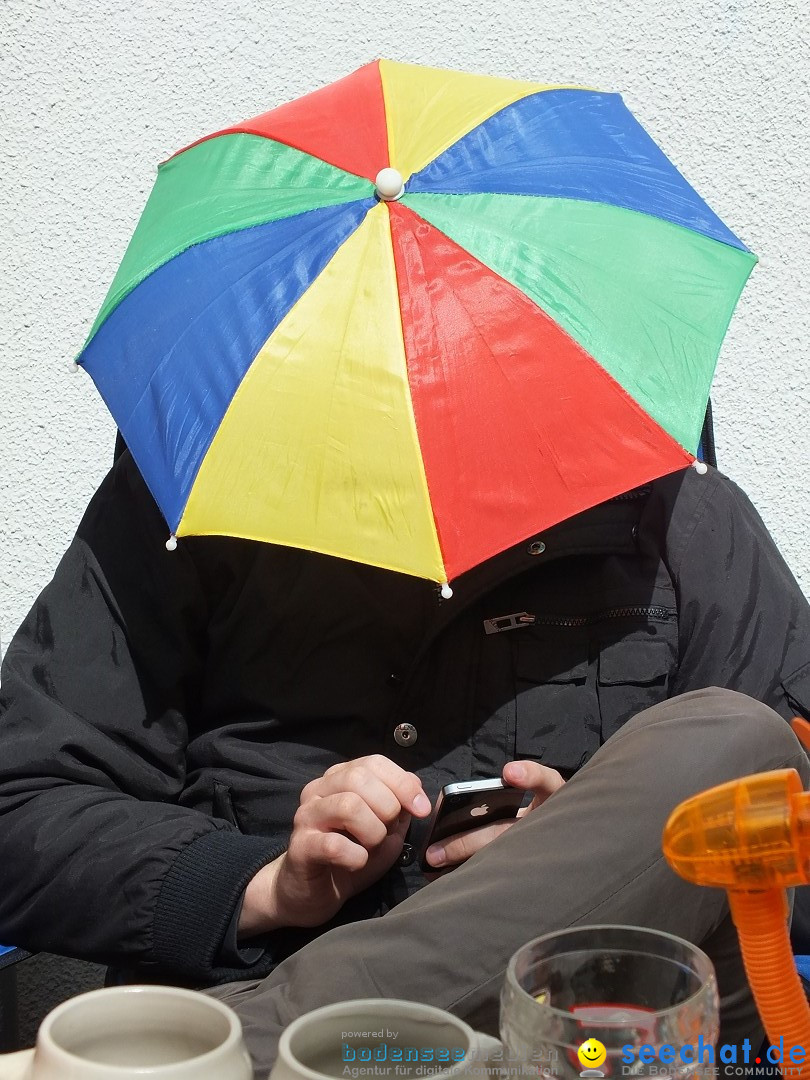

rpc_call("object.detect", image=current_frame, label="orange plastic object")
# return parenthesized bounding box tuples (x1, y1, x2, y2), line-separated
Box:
(792, 716, 810, 753)
(663, 768, 810, 1075)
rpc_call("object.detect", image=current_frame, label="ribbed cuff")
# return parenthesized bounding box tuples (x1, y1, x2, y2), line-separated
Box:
(152, 829, 286, 983)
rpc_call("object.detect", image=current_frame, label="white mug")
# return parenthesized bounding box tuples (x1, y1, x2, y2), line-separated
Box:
(269, 998, 499, 1080)
(0, 984, 252, 1080)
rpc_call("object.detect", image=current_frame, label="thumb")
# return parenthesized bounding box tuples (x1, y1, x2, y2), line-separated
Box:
(503, 760, 565, 801)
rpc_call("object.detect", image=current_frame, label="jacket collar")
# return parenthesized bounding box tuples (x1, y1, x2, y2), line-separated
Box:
(425, 484, 651, 637)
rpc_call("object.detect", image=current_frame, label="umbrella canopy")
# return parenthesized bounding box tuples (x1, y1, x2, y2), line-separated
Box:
(77, 60, 756, 589)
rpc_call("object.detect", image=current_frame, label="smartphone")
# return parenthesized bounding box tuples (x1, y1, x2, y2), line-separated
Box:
(418, 778, 525, 871)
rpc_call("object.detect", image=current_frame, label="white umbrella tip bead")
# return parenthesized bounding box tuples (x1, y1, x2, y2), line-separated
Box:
(165, 534, 178, 552)
(440, 582, 454, 599)
(692, 460, 708, 475)
(375, 168, 405, 202)
(69, 359, 80, 373)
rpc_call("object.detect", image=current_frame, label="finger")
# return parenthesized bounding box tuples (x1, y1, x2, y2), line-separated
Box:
(389, 810, 411, 843)
(302, 768, 405, 825)
(345, 756, 432, 817)
(425, 818, 516, 868)
(315, 756, 431, 818)
(503, 760, 565, 799)
(523, 791, 556, 815)
(289, 827, 370, 873)
(295, 792, 390, 849)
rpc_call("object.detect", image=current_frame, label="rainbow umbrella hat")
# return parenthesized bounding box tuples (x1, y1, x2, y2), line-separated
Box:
(76, 60, 756, 593)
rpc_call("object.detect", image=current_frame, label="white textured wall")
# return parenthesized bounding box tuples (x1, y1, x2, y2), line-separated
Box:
(2, 0, 809, 648)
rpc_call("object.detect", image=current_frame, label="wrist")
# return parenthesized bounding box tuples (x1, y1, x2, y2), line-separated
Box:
(238, 855, 287, 938)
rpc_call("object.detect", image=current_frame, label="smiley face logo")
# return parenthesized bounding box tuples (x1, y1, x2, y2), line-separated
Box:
(577, 1038, 607, 1072)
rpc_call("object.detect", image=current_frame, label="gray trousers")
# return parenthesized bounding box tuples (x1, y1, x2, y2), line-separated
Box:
(210, 689, 810, 1075)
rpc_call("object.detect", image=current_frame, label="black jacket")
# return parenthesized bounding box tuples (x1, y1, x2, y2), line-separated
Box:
(1, 454, 809, 985)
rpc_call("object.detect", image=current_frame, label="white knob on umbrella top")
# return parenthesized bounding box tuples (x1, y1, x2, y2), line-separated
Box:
(375, 168, 405, 201)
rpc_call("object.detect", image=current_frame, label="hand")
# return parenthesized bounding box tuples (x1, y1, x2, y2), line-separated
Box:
(424, 760, 564, 870)
(239, 755, 431, 936)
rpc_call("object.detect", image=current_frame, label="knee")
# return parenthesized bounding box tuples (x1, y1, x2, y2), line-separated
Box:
(659, 687, 805, 777)
(576, 689, 809, 824)
(716, 687, 804, 764)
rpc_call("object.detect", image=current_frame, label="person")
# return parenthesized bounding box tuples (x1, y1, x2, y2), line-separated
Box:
(1, 448, 809, 1069)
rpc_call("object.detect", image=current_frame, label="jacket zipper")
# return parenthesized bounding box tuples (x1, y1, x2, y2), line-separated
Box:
(609, 485, 651, 502)
(526, 605, 675, 629)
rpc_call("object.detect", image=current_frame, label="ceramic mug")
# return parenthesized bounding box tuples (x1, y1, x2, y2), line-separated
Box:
(0, 984, 252, 1080)
(269, 998, 499, 1080)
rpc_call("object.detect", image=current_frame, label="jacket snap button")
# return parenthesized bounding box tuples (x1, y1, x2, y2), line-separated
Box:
(399, 842, 415, 866)
(527, 540, 546, 556)
(394, 723, 417, 747)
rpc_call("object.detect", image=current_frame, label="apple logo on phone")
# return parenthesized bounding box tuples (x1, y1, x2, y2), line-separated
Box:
(470, 803, 489, 817)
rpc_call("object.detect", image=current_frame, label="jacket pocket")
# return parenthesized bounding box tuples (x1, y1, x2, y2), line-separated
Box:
(513, 639, 600, 772)
(597, 639, 672, 741)
(212, 780, 242, 831)
(782, 661, 810, 720)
